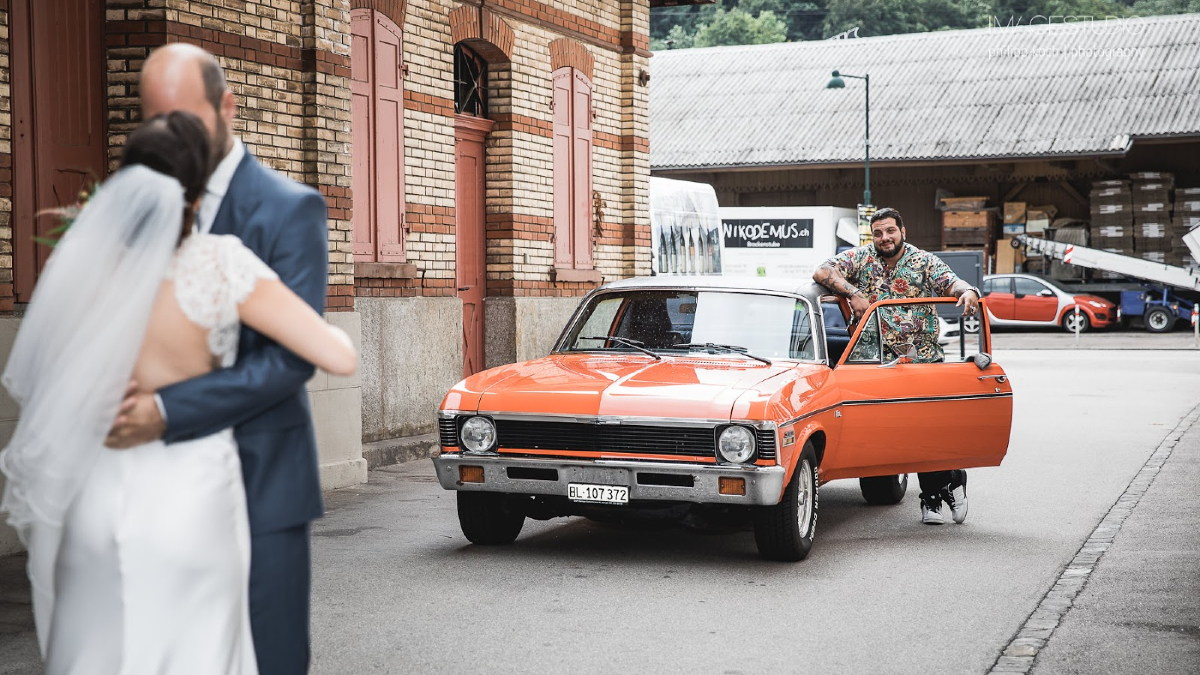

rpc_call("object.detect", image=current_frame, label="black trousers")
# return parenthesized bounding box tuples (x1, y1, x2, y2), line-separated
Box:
(917, 469, 965, 499)
(249, 523, 312, 675)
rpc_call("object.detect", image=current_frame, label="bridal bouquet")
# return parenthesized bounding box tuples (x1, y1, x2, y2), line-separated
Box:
(35, 181, 100, 247)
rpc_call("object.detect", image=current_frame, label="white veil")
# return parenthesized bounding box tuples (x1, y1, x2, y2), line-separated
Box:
(0, 165, 184, 650)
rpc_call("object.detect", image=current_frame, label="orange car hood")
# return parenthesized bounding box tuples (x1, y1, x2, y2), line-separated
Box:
(460, 353, 798, 420)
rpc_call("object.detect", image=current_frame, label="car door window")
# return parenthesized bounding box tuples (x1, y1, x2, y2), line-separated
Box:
(1014, 278, 1050, 297)
(842, 300, 989, 365)
(983, 278, 1011, 295)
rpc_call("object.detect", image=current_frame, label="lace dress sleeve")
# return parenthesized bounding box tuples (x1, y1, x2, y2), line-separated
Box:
(168, 234, 279, 364)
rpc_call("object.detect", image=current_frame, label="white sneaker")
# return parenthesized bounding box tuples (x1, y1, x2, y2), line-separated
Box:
(942, 474, 968, 524)
(921, 495, 944, 525)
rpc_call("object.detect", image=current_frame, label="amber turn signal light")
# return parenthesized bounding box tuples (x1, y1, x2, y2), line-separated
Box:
(718, 476, 746, 496)
(459, 466, 485, 484)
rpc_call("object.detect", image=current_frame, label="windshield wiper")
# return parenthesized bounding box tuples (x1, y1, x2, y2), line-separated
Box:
(577, 336, 662, 360)
(673, 343, 772, 365)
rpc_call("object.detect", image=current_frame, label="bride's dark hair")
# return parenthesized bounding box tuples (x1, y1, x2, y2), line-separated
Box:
(119, 111, 213, 240)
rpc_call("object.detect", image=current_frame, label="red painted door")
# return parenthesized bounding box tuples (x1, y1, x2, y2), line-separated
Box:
(455, 116, 494, 377)
(12, 0, 107, 301)
(551, 69, 573, 268)
(373, 14, 406, 262)
(571, 71, 593, 267)
(350, 9, 375, 260)
(349, 10, 406, 263)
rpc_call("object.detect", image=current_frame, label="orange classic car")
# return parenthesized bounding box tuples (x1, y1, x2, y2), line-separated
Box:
(434, 276, 1014, 561)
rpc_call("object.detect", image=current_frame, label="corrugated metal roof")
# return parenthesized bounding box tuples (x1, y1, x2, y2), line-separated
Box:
(650, 14, 1200, 170)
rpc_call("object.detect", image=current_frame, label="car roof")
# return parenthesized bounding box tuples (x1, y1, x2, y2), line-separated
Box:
(600, 275, 828, 303)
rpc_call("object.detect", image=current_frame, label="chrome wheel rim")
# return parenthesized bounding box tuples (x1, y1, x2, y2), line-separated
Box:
(796, 459, 814, 535)
(1066, 314, 1085, 331)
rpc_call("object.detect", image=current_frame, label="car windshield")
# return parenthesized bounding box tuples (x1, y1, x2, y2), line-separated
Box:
(560, 289, 816, 361)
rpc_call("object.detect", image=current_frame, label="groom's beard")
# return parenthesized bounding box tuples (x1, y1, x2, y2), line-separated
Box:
(212, 118, 231, 166)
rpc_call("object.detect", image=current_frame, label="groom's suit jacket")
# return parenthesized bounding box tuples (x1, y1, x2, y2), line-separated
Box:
(159, 151, 329, 535)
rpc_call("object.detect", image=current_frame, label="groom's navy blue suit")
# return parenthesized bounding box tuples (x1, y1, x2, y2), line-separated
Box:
(159, 150, 328, 675)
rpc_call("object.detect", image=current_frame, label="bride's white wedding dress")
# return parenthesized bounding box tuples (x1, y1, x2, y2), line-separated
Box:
(7, 222, 276, 674)
(46, 233, 276, 674)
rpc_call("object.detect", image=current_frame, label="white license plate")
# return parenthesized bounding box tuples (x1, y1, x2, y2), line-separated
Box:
(568, 483, 629, 505)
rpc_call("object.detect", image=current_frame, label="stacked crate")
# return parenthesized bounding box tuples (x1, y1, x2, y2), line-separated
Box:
(1130, 172, 1174, 264)
(940, 196, 994, 269)
(1089, 179, 1134, 278)
(1172, 186, 1200, 269)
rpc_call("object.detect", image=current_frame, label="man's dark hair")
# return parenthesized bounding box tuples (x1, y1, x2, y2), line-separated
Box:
(869, 207, 904, 230)
(200, 54, 228, 113)
(120, 111, 213, 207)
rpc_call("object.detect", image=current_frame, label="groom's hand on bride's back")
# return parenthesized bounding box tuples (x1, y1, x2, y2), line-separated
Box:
(105, 379, 166, 449)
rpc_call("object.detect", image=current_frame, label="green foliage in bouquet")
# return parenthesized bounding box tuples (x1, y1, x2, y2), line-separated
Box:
(34, 181, 100, 247)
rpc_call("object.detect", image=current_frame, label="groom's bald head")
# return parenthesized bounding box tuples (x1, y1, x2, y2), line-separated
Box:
(140, 44, 235, 159)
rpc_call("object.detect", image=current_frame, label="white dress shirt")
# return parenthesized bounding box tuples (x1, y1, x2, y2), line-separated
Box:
(196, 138, 246, 235)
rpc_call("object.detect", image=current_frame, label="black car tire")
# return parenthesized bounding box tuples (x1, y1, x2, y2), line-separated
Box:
(754, 442, 819, 562)
(1061, 309, 1091, 333)
(1145, 307, 1174, 333)
(859, 473, 908, 505)
(457, 491, 525, 545)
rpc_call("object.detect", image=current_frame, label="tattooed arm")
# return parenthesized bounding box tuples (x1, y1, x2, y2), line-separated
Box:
(814, 263, 871, 319)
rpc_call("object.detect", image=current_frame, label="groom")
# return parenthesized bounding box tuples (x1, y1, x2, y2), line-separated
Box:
(106, 44, 328, 675)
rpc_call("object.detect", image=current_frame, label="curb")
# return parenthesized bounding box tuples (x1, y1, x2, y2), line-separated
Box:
(361, 433, 439, 470)
(987, 402, 1200, 673)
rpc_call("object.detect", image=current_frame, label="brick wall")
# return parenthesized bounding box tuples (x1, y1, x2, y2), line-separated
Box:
(394, 0, 651, 300)
(0, 0, 651, 314)
(105, 0, 356, 310)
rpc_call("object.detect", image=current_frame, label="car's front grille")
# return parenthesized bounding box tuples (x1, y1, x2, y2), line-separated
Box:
(489, 418, 776, 461)
(438, 417, 459, 447)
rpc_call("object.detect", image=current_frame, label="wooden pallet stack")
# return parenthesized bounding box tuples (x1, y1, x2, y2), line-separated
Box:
(940, 196, 994, 268)
(1130, 172, 1173, 264)
(1172, 186, 1200, 269)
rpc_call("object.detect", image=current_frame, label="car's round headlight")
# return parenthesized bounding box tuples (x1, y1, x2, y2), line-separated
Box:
(717, 425, 756, 464)
(460, 416, 496, 453)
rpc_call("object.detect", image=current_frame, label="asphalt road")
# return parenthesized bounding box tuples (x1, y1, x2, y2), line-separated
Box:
(307, 349, 1200, 675)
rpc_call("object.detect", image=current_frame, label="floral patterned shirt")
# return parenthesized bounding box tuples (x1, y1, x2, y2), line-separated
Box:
(824, 243, 960, 363)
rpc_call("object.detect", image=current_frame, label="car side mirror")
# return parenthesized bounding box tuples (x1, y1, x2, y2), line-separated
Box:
(1038, 290, 1055, 297)
(969, 352, 992, 370)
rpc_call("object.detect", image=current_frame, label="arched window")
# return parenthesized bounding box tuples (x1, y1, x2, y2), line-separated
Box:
(551, 66, 593, 270)
(454, 44, 487, 118)
(351, 9, 406, 263)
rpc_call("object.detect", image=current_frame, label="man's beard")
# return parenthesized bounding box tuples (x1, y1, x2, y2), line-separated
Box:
(874, 236, 904, 258)
(212, 118, 230, 166)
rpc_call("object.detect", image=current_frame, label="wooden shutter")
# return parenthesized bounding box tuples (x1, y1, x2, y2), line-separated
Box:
(571, 70, 594, 268)
(350, 9, 375, 260)
(551, 68, 573, 268)
(373, 14, 406, 261)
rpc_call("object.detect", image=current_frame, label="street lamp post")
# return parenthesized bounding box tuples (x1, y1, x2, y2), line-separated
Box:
(826, 70, 872, 243)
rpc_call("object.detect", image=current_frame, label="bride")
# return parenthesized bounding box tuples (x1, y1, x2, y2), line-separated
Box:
(0, 111, 356, 674)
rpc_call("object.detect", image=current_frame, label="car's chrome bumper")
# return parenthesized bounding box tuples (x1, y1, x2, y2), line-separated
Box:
(432, 453, 786, 506)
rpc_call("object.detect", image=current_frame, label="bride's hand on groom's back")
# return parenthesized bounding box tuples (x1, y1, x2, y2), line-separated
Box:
(105, 379, 166, 449)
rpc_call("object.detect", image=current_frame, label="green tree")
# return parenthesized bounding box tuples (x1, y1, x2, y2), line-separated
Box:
(1130, 0, 1200, 13)
(825, 0, 990, 37)
(650, 24, 697, 51)
(694, 8, 789, 47)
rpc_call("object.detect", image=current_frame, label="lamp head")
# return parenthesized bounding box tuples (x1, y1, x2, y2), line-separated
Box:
(826, 70, 845, 89)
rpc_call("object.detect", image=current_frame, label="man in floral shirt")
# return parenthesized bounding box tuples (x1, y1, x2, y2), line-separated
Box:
(814, 207, 981, 526)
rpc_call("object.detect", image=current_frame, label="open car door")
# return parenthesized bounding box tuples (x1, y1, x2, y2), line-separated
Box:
(820, 298, 1013, 482)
